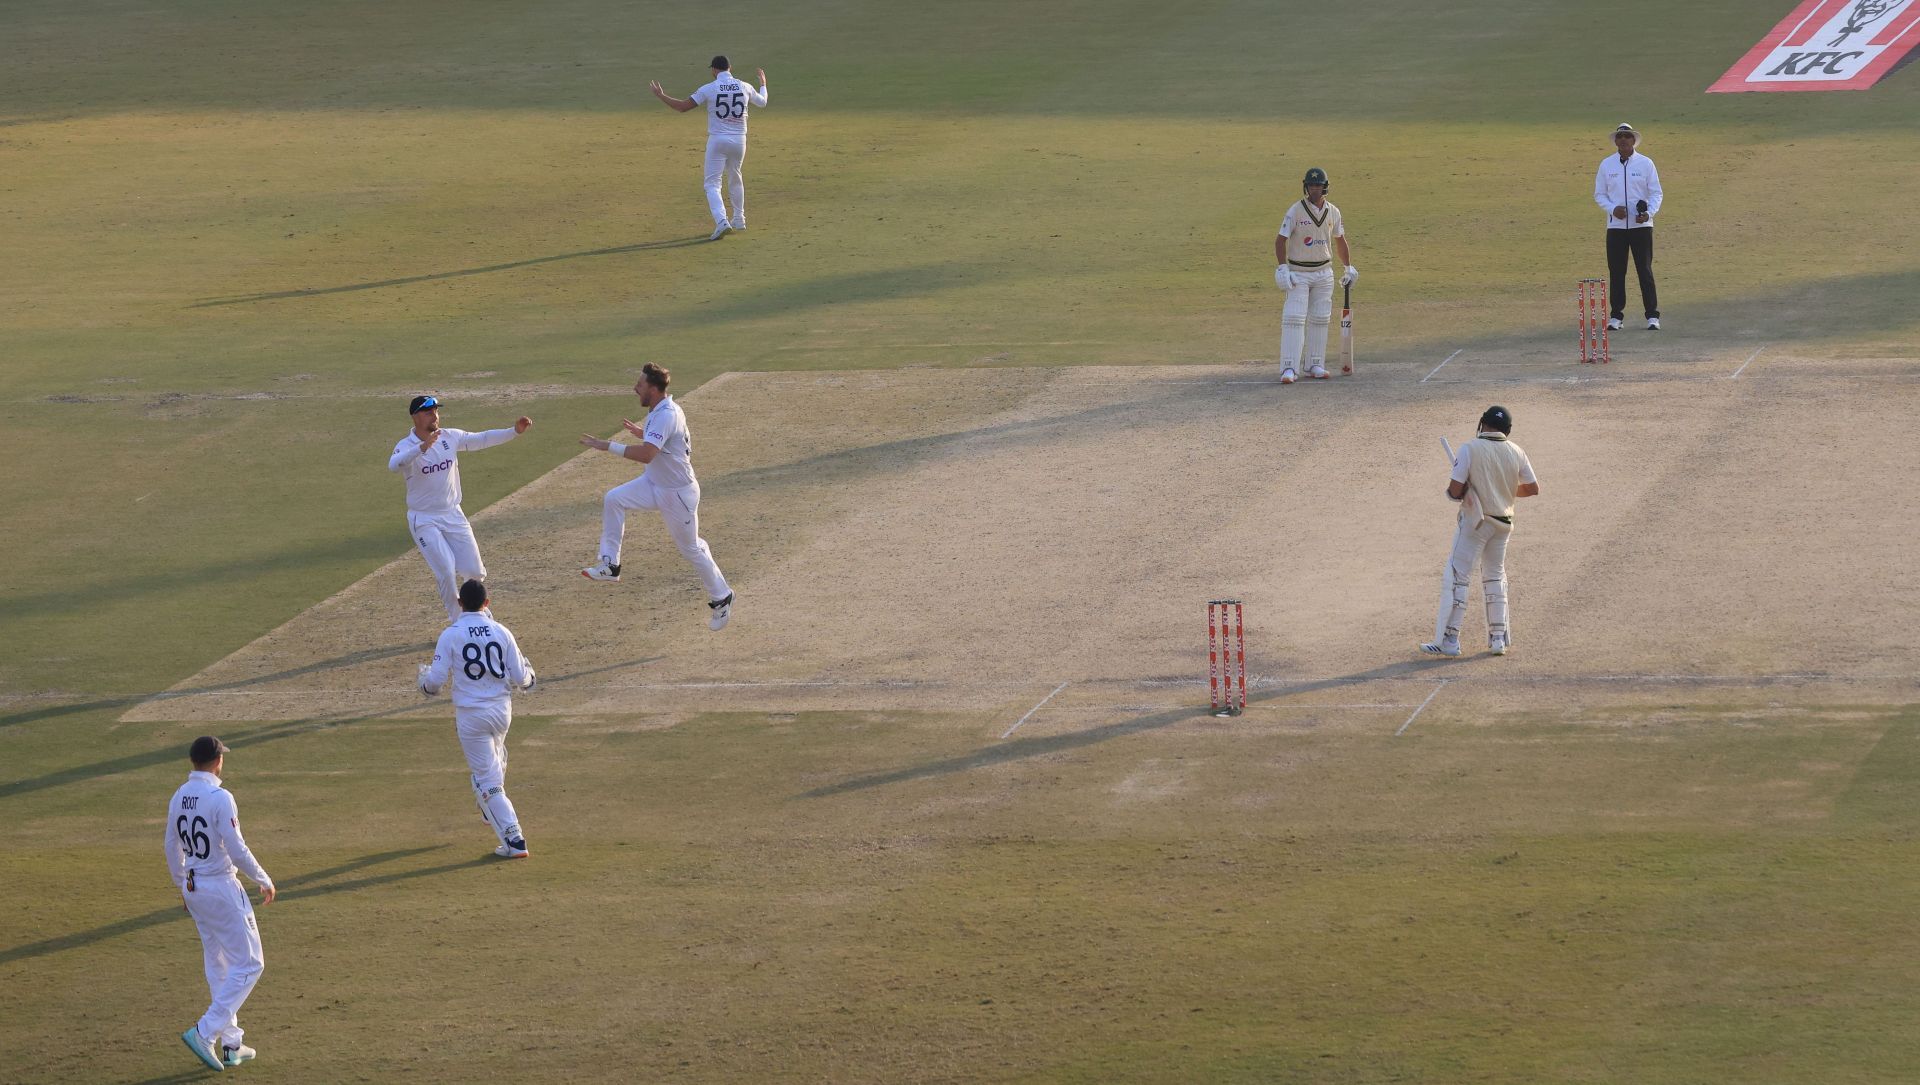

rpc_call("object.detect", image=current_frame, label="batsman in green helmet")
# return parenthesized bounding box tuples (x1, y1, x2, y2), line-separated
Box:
(1274, 167, 1358, 382)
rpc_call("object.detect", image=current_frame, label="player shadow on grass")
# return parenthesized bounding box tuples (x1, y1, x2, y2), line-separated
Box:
(0, 642, 433, 732)
(187, 235, 712, 307)
(798, 658, 1466, 799)
(0, 844, 493, 966)
(0, 656, 662, 799)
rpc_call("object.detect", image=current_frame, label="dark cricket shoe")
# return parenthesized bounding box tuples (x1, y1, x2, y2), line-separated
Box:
(708, 592, 734, 631)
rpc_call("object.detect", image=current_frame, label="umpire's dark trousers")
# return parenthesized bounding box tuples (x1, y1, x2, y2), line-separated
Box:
(1606, 227, 1658, 319)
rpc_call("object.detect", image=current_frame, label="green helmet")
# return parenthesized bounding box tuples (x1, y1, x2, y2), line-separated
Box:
(1302, 167, 1330, 194)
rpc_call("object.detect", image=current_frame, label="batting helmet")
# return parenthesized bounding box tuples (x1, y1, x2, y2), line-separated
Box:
(1302, 167, 1330, 194)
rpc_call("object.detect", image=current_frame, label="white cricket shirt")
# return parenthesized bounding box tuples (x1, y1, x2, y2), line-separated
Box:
(1278, 199, 1345, 268)
(387, 427, 518, 514)
(1450, 434, 1537, 520)
(423, 613, 533, 711)
(690, 72, 768, 139)
(1593, 151, 1663, 229)
(637, 395, 697, 490)
(165, 770, 272, 889)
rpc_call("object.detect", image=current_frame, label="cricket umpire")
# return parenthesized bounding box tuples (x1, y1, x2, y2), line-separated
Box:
(1421, 406, 1539, 658)
(1593, 122, 1663, 330)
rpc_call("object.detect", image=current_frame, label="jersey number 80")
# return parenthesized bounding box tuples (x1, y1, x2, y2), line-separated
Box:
(463, 642, 507, 680)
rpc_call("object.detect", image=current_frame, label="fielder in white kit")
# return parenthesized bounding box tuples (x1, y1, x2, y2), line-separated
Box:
(650, 55, 769, 241)
(579, 363, 735, 630)
(419, 579, 537, 858)
(387, 395, 532, 623)
(1275, 167, 1358, 383)
(167, 735, 274, 1072)
(1421, 406, 1540, 658)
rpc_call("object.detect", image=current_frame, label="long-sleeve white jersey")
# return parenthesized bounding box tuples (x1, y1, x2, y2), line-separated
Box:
(691, 72, 768, 139)
(165, 771, 272, 891)
(1593, 152, 1663, 228)
(421, 612, 534, 711)
(635, 395, 697, 490)
(387, 427, 519, 514)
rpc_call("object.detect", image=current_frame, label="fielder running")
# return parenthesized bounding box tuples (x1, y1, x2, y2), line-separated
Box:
(650, 56, 769, 241)
(1421, 406, 1540, 658)
(1275, 167, 1358, 383)
(579, 363, 735, 630)
(167, 735, 274, 1072)
(419, 579, 537, 858)
(387, 395, 533, 623)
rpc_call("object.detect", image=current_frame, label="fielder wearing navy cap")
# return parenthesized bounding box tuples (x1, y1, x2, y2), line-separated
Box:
(189, 735, 230, 765)
(408, 395, 439, 415)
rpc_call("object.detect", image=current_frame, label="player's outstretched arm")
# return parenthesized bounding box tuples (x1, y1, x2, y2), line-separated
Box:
(649, 80, 699, 112)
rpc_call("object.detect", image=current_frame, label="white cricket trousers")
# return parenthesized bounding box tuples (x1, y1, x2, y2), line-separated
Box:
(1434, 514, 1514, 642)
(703, 136, 747, 227)
(599, 475, 731, 602)
(185, 873, 264, 1050)
(456, 704, 522, 845)
(1280, 266, 1336, 370)
(409, 509, 486, 623)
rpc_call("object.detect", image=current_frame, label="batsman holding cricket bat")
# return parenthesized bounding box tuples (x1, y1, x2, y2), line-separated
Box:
(1420, 406, 1539, 658)
(1274, 167, 1357, 383)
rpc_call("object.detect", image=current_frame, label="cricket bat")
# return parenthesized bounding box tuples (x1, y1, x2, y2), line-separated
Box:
(1339, 282, 1355, 374)
(1440, 437, 1482, 524)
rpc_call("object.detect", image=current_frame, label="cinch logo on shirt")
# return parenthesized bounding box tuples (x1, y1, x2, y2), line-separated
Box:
(421, 459, 453, 474)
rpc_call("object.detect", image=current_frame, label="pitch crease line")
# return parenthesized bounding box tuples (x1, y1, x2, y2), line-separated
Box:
(1395, 680, 1449, 736)
(1003, 682, 1069, 739)
(1730, 345, 1765, 379)
(1420, 349, 1463, 383)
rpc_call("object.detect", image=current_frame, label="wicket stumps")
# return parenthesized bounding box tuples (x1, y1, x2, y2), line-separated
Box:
(1207, 599, 1246, 717)
(1578, 278, 1610, 364)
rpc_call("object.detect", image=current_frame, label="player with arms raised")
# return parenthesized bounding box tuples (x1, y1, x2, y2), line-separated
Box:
(650, 56, 769, 241)
(387, 395, 532, 624)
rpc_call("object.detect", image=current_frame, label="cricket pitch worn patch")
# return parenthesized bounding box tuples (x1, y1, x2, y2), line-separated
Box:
(1711, 0, 1920, 92)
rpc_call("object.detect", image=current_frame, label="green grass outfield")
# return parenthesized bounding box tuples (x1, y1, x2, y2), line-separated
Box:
(4, 2, 1919, 1081)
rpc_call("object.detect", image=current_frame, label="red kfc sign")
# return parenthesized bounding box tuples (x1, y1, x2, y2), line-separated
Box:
(1711, 0, 1920, 92)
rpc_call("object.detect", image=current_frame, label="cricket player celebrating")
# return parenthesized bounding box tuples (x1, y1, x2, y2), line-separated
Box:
(1275, 167, 1357, 383)
(167, 735, 274, 1072)
(1421, 406, 1540, 658)
(579, 363, 735, 631)
(419, 579, 537, 858)
(387, 395, 532, 624)
(650, 56, 769, 241)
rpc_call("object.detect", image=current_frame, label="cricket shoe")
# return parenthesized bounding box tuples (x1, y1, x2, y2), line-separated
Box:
(1308, 364, 1330, 379)
(710, 223, 731, 241)
(1605, 316, 1623, 331)
(708, 592, 734, 631)
(1489, 631, 1509, 656)
(729, 220, 746, 231)
(1279, 368, 1297, 384)
(494, 839, 529, 859)
(1418, 638, 1461, 658)
(1646, 317, 1661, 330)
(581, 559, 621, 583)
(181, 1028, 224, 1072)
(222, 1044, 257, 1067)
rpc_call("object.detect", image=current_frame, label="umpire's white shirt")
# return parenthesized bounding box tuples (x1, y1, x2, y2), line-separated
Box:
(387, 427, 519, 514)
(691, 72, 768, 139)
(166, 771, 272, 891)
(1593, 152, 1663, 229)
(423, 613, 533, 711)
(638, 395, 697, 490)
